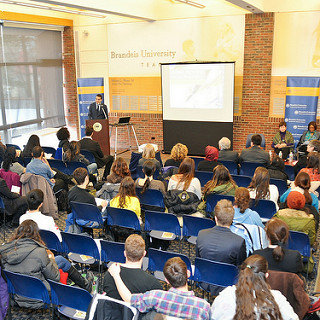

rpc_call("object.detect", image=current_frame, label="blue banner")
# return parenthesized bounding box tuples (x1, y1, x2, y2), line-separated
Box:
(77, 78, 104, 138)
(284, 77, 320, 147)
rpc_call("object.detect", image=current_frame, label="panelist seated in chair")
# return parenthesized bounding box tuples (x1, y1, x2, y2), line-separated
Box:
(103, 234, 162, 300)
(239, 134, 270, 166)
(218, 137, 239, 163)
(272, 121, 294, 160)
(197, 146, 221, 172)
(108, 257, 211, 320)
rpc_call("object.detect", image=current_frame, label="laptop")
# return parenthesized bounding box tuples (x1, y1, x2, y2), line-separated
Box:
(118, 116, 131, 124)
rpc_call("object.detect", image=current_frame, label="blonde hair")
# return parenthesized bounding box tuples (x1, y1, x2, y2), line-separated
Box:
(170, 143, 188, 162)
(142, 144, 155, 159)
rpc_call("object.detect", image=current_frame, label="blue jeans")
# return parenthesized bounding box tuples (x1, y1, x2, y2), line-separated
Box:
(55, 255, 71, 272)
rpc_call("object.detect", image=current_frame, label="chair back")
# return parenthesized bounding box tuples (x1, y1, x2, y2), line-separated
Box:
(136, 187, 165, 212)
(285, 165, 295, 181)
(48, 159, 68, 174)
(246, 133, 266, 149)
(144, 210, 181, 238)
(106, 207, 141, 231)
(48, 279, 92, 314)
(219, 160, 239, 175)
(250, 199, 277, 221)
(100, 240, 126, 264)
(39, 229, 63, 254)
(205, 193, 234, 214)
(42, 146, 56, 158)
(4, 270, 50, 305)
(0, 197, 4, 209)
(182, 215, 215, 239)
(194, 257, 238, 289)
(23, 157, 32, 166)
(129, 152, 142, 172)
(194, 170, 212, 187)
(189, 156, 204, 170)
(231, 174, 251, 188)
(55, 147, 63, 160)
(6, 143, 21, 150)
(270, 178, 288, 196)
(66, 161, 88, 175)
(136, 165, 159, 179)
(70, 201, 104, 228)
(240, 162, 265, 176)
(80, 149, 96, 164)
(288, 231, 311, 257)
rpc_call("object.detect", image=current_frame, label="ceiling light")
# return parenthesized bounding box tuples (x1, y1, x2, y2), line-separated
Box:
(175, 0, 205, 8)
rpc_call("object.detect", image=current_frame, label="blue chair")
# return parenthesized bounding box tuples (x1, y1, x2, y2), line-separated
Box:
(55, 147, 63, 160)
(205, 193, 234, 216)
(194, 170, 212, 187)
(246, 133, 266, 149)
(250, 199, 277, 221)
(136, 187, 165, 212)
(39, 229, 63, 254)
(66, 161, 88, 175)
(23, 157, 32, 166)
(6, 143, 21, 150)
(194, 257, 238, 295)
(219, 160, 239, 175)
(148, 248, 193, 281)
(70, 201, 104, 237)
(190, 156, 204, 170)
(240, 162, 265, 176)
(42, 146, 56, 158)
(182, 215, 215, 245)
(48, 159, 68, 174)
(100, 240, 126, 265)
(48, 279, 93, 320)
(129, 152, 142, 177)
(80, 149, 96, 164)
(136, 165, 159, 179)
(107, 207, 141, 232)
(4, 270, 50, 320)
(0, 196, 6, 241)
(270, 178, 288, 196)
(231, 174, 251, 187)
(285, 164, 295, 181)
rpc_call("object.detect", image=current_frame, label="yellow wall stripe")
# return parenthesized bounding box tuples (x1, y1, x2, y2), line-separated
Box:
(286, 87, 320, 96)
(78, 86, 104, 94)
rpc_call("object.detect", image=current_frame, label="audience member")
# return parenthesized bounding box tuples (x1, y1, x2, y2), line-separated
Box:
(103, 234, 162, 300)
(211, 255, 298, 320)
(248, 167, 279, 209)
(294, 139, 320, 175)
(138, 144, 161, 172)
(239, 134, 269, 166)
(218, 137, 239, 163)
(135, 160, 166, 194)
(197, 146, 220, 172)
(21, 134, 40, 158)
(1, 146, 25, 176)
(272, 121, 294, 159)
(267, 156, 289, 181)
(300, 151, 320, 181)
(167, 157, 201, 200)
(253, 218, 303, 274)
(56, 126, 70, 150)
(233, 187, 264, 228)
(297, 121, 320, 154)
(0, 135, 6, 161)
(164, 143, 188, 167)
(108, 257, 210, 320)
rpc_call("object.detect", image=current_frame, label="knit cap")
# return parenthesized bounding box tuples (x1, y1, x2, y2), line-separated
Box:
(286, 191, 306, 209)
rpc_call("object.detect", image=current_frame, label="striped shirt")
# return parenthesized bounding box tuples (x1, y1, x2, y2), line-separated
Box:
(130, 287, 210, 319)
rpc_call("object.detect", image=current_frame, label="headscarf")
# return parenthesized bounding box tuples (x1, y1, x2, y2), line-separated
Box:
(204, 146, 219, 162)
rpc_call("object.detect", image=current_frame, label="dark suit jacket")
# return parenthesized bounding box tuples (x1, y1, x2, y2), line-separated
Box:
(239, 145, 270, 166)
(79, 137, 106, 168)
(196, 226, 246, 266)
(218, 150, 239, 163)
(88, 102, 108, 120)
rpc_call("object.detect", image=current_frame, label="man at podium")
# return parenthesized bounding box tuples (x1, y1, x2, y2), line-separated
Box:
(88, 94, 108, 120)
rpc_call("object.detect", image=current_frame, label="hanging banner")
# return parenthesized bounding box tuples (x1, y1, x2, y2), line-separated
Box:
(77, 78, 104, 138)
(284, 77, 320, 147)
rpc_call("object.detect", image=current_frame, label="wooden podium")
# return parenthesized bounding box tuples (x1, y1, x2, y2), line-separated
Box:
(86, 119, 110, 155)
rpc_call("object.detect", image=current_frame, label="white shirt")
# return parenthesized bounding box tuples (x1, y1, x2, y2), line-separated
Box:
(211, 285, 298, 320)
(168, 176, 202, 200)
(19, 211, 62, 242)
(249, 184, 279, 210)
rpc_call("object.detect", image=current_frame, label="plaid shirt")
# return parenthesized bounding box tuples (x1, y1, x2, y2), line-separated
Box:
(130, 287, 210, 319)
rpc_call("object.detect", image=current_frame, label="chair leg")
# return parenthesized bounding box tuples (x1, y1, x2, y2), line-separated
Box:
(7, 294, 12, 320)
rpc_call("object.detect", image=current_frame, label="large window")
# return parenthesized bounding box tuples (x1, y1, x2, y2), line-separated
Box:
(0, 24, 65, 142)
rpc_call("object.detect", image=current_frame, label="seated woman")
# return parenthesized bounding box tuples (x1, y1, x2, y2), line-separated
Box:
(254, 218, 303, 274)
(297, 121, 320, 154)
(275, 191, 315, 246)
(167, 157, 201, 200)
(197, 146, 221, 172)
(211, 254, 298, 320)
(267, 156, 289, 182)
(135, 161, 166, 195)
(21, 134, 40, 158)
(109, 177, 141, 222)
(164, 143, 188, 168)
(272, 121, 294, 159)
(248, 167, 279, 210)
(2, 146, 26, 176)
(138, 144, 161, 172)
(63, 141, 97, 174)
(233, 187, 264, 228)
(299, 151, 320, 181)
(56, 126, 70, 150)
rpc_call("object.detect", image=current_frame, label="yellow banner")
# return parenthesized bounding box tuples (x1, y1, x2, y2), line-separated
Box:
(286, 87, 319, 96)
(77, 86, 104, 94)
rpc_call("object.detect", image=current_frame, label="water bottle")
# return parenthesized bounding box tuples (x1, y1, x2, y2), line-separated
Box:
(269, 150, 272, 160)
(289, 151, 293, 163)
(279, 151, 283, 159)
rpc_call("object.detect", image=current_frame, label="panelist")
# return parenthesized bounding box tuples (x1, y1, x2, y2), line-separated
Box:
(88, 94, 108, 120)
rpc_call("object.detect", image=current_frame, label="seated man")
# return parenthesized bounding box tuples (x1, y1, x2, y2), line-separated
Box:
(103, 234, 162, 300)
(20, 189, 61, 241)
(239, 134, 269, 166)
(108, 257, 210, 320)
(218, 137, 239, 163)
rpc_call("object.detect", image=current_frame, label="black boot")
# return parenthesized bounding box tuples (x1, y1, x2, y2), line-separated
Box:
(67, 266, 93, 293)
